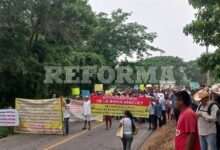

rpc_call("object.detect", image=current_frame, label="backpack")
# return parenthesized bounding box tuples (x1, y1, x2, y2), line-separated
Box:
(191, 102, 198, 112)
(198, 103, 220, 149)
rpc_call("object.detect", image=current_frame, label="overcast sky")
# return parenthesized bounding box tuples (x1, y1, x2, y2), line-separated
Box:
(88, 0, 214, 61)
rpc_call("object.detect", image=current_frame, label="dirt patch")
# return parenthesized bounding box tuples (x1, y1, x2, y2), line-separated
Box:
(140, 122, 176, 150)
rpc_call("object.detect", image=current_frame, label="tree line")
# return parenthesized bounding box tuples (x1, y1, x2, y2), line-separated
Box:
(0, 0, 215, 107)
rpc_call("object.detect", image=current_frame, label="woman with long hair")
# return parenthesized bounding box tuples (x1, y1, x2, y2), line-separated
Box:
(118, 110, 136, 150)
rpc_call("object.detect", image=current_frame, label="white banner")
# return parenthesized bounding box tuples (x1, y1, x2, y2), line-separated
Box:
(69, 100, 102, 122)
(0, 109, 19, 126)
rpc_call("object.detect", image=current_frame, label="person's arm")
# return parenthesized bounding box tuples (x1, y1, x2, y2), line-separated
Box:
(201, 105, 218, 122)
(185, 133, 195, 150)
(82, 103, 85, 115)
(119, 119, 123, 128)
(183, 112, 197, 150)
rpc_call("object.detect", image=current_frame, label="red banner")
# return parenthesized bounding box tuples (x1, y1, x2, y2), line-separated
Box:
(91, 95, 151, 118)
(91, 95, 150, 106)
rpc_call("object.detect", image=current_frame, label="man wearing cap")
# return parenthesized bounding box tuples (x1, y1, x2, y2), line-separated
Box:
(194, 90, 219, 150)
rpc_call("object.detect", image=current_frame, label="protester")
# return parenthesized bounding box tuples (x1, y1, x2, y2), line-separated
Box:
(50, 89, 58, 98)
(158, 93, 167, 125)
(104, 115, 112, 130)
(63, 98, 71, 135)
(170, 92, 176, 120)
(82, 96, 91, 130)
(194, 90, 219, 150)
(175, 90, 201, 150)
(118, 111, 136, 150)
(154, 99, 162, 128)
(190, 90, 199, 112)
(167, 98, 172, 120)
(148, 99, 156, 130)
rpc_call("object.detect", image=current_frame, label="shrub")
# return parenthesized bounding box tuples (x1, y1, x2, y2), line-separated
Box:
(0, 127, 8, 138)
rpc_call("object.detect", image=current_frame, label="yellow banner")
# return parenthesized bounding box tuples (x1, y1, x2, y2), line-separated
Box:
(91, 104, 149, 118)
(15, 98, 63, 134)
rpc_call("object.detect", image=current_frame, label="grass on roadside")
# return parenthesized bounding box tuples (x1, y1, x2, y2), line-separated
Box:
(141, 122, 176, 150)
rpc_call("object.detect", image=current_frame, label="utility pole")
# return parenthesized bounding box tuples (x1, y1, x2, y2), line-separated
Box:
(206, 46, 210, 86)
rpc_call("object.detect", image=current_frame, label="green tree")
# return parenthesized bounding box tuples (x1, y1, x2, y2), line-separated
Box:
(185, 60, 206, 83)
(138, 56, 187, 85)
(0, 0, 99, 100)
(183, 0, 220, 83)
(0, 0, 161, 104)
(183, 0, 220, 47)
(197, 48, 220, 81)
(88, 9, 162, 66)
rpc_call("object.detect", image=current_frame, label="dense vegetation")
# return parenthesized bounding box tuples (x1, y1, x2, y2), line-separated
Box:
(0, 0, 211, 108)
(0, 127, 7, 137)
(0, 0, 161, 107)
(184, 0, 220, 80)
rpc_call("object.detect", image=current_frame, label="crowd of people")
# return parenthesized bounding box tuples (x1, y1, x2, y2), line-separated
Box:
(174, 85, 220, 150)
(60, 84, 220, 150)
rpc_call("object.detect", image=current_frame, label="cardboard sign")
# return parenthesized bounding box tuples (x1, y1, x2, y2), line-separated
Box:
(105, 90, 112, 95)
(139, 84, 145, 90)
(190, 82, 200, 90)
(133, 85, 139, 90)
(72, 88, 80, 96)
(81, 90, 90, 97)
(94, 84, 103, 91)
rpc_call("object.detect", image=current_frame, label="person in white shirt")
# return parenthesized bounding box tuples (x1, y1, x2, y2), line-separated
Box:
(159, 93, 167, 125)
(148, 100, 156, 130)
(118, 111, 135, 150)
(82, 96, 91, 130)
(194, 90, 219, 150)
(63, 98, 71, 135)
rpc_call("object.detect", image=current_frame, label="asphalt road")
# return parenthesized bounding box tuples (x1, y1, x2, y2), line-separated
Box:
(0, 120, 151, 150)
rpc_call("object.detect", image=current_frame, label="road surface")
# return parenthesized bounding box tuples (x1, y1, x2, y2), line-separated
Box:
(0, 120, 151, 150)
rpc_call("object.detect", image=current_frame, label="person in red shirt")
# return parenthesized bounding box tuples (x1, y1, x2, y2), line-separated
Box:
(175, 90, 201, 150)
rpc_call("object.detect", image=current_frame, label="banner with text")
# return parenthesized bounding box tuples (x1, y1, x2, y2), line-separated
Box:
(91, 96, 150, 118)
(69, 100, 102, 122)
(0, 109, 19, 126)
(15, 98, 63, 134)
